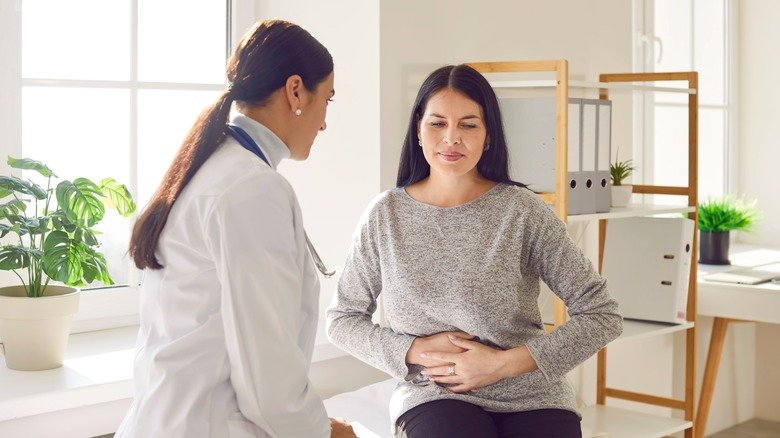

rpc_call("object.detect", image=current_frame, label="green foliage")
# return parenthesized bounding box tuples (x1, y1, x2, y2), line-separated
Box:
(698, 196, 759, 233)
(610, 157, 636, 186)
(0, 156, 136, 297)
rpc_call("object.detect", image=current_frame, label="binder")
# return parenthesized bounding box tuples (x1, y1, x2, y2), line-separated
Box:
(499, 98, 557, 193)
(601, 217, 695, 324)
(595, 101, 612, 213)
(567, 99, 583, 215)
(580, 101, 598, 214)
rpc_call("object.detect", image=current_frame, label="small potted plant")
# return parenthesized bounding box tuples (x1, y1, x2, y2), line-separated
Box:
(610, 153, 636, 208)
(0, 157, 135, 370)
(698, 196, 759, 265)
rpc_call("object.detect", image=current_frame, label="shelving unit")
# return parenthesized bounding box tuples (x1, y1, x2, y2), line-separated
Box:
(468, 60, 699, 438)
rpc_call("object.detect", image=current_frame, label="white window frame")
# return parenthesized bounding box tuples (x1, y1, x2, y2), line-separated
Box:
(631, 0, 738, 197)
(0, 0, 256, 333)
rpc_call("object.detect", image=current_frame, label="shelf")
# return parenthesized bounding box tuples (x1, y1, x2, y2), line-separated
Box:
(0, 326, 137, 422)
(567, 204, 695, 222)
(489, 79, 697, 94)
(611, 320, 694, 346)
(581, 405, 693, 438)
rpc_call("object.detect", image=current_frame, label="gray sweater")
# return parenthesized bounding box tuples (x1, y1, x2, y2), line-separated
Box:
(326, 183, 623, 425)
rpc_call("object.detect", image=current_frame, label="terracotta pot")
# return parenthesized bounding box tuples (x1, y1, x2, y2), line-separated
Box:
(0, 285, 80, 371)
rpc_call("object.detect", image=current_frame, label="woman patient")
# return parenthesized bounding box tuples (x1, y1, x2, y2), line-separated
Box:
(327, 64, 623, 438)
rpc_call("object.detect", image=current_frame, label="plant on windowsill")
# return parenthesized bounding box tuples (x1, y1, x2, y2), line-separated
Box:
(609, 153, 637, 208)
(697, 196, 759, 265)
(0, 157, 136, 371)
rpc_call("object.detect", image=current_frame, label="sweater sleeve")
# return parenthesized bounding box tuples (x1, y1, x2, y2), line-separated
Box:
(523, 195, 623, 381)
(326, 200, 416, 380)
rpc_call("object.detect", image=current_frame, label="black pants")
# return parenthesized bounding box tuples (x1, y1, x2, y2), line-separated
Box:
(395, 399, 582, 438)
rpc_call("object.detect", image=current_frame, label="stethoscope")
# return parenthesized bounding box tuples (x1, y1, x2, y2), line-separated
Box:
(227, 124, 336, 278)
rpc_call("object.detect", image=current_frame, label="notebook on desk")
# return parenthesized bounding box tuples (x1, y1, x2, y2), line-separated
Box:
(703, 262, 780, 285)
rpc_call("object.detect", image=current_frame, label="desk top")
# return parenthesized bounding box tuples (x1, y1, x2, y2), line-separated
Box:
(697, 244, 780, 324)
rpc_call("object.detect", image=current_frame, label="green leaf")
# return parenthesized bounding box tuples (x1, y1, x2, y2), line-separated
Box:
(80, 228, 99, 246)
(56, 178, 105, 227)
(7, 156, 56, 178)
(0, 245, 42, 271)
(82, 248, 113, 285)
(0, 176, 47, 200)
(99, 178, 136, 216)
(698, 196, 760, 233)
(0, 199, 27, 218)
(41, 230, 84, 285)
(50, 211, 77, 233)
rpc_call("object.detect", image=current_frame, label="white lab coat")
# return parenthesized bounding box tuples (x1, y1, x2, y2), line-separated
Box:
(116, 115, 329, 438)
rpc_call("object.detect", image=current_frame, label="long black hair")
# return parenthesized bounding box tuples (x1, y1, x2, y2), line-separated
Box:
(129, 19, 333, 270)
(396, 64, 525, 188)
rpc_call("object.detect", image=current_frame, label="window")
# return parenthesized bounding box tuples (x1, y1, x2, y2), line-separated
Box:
(1, 0, 255, 329)
(633, 0, 736, 202)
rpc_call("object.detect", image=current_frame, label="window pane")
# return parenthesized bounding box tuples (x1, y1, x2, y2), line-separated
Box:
(137, 89, 222, 207)
(22, 87, 132, 286)
(22, 0, 131, 80)
(694, 0, 725, 105)
(652, 104, 689, 188)
(138, 0, 227, 84)
(699, 108, 725, 199)
(653, 0, 692, 104)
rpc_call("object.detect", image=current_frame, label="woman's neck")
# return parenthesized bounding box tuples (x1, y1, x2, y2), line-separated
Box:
(409, 172, 496, 208)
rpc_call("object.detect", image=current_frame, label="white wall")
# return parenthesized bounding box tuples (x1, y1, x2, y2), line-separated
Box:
(739, 0, 780, 424)
(739, 0, 780, 246)
(252, 0, 381, 350)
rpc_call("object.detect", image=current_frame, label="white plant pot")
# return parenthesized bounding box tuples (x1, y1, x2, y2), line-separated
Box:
(611, 184, 633, 207)
(0, 285, 80, 371)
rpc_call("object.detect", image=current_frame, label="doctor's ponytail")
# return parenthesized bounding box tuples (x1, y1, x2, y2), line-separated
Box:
(129, 20, 333, 270)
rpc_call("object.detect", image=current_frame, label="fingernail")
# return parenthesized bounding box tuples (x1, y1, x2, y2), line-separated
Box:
(448, 335, 456, 340)
(420, 370, 429, 375)
(420, 353, 428, 358)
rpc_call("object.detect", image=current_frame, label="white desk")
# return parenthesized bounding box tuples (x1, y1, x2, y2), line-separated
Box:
(695, 244, 780, 437)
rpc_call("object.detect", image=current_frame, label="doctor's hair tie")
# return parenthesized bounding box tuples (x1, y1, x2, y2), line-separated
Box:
(227, 82, 245, 99)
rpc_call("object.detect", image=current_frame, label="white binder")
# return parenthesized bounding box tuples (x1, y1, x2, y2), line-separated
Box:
(567, 99, 583, 215)
(602, 217, 695, 324)
(595, 101, 612, 213)
(580, 101, 598, 214)
(500, 98, 557, 193)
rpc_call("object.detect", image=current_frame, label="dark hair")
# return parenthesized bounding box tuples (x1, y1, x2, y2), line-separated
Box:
(396, 64, 525, 188)
(129, 19, 333, 270)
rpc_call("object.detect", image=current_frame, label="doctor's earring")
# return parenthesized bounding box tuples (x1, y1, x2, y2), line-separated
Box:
(294, 108, 302, 116)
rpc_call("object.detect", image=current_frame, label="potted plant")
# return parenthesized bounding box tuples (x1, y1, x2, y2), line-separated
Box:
(698, 196, 759, 265)
(0, 157, 135, 370)
(610, 154, 636, 208)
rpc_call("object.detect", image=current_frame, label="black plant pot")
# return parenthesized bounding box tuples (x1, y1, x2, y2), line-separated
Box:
(700, 231, 731, 265)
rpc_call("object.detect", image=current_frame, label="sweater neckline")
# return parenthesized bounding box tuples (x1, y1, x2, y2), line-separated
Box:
(399, 183, 505, 211)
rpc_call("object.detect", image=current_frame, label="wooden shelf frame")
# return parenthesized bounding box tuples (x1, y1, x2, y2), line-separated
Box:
(596, 71, 699, 438)
(468, 62, 699, 438)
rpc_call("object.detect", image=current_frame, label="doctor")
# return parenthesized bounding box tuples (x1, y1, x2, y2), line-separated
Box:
(119, 20, 354, 438)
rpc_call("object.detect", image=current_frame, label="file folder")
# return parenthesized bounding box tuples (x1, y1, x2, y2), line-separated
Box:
(567, 99, 583, 215)
(499, 98, 557, 193)
(595, 100, 612, 213)
(580, 100, 598, 214)
(602, 217, 695, 324)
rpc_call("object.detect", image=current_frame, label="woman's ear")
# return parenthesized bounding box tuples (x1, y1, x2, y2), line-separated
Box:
(284, 75, 304, 112)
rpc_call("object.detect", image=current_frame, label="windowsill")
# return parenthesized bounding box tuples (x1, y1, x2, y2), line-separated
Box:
(0, 325, 347, 422)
